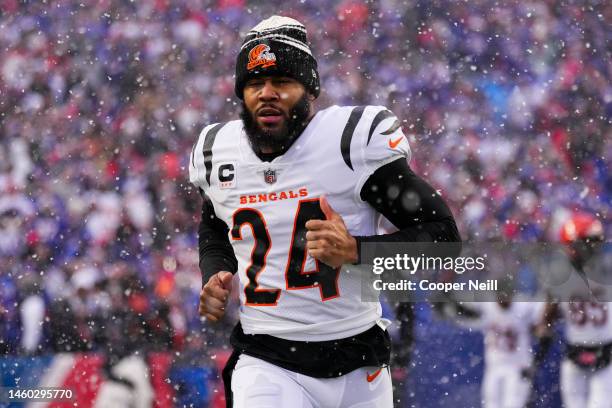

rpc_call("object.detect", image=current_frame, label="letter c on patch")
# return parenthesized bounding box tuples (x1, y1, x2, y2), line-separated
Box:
(219, 163, 235, 182)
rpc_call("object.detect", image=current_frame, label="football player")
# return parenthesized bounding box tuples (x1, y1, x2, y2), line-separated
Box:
(536, 213, 611, 408)
(189, 16, 460, 408)
(436, 282, 545, 408)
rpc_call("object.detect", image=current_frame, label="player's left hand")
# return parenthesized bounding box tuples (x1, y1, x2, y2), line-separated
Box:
(305, 196, 358, 268)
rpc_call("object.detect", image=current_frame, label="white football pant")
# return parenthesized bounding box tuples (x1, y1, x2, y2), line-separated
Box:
(231, 354, 393, 408)
(482, 365, 530, 408)
(561, 359, 612, 408)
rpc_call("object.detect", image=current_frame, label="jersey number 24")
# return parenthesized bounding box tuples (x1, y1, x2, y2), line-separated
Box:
(231, 198, 341, 306)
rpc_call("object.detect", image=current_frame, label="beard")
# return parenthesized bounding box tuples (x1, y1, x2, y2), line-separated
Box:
(240, 92, 311, 156)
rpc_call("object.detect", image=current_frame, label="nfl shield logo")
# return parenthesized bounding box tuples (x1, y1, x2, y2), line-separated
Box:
(264, 169, 276, 184)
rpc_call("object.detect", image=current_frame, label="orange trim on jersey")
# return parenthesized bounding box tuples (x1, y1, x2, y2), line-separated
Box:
(231, 207, 280, 307)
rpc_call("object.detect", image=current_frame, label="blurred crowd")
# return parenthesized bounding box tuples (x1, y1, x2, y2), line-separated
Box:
(0, 0, 610, 359)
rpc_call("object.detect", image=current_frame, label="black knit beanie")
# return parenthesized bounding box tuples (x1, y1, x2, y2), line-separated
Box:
(235, 16, 320, 99)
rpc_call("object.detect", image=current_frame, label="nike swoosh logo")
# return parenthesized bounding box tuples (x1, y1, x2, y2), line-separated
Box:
(388, 136, 403, 149)
(367, 368, 383, 383)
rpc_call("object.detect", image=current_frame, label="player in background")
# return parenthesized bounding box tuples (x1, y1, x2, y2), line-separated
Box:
(436, 280, 545, 408)
(536, 213, 611, 408)
(189, 16, 460, 408)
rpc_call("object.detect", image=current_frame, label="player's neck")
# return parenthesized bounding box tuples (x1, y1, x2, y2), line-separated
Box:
(258, 151, 280, 162)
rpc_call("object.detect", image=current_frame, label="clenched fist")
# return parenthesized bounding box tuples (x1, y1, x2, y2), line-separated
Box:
(199, 271, 233, 322)
(305, 196, 358, 268)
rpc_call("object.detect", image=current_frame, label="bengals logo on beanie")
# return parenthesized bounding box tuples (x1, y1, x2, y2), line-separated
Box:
(247, 44, 277, 71)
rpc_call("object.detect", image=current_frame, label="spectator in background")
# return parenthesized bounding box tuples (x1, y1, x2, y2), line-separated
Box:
(18, 278, 45, 354)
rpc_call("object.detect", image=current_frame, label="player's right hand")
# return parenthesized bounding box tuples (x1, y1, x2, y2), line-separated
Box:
(199, 271, 233, 322)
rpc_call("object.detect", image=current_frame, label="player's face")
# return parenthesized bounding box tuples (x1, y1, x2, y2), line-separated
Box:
(241, 76, 312, 154)
(243, 76, 305, 130)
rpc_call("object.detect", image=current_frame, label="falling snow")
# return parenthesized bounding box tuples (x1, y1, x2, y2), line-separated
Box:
(0, 1, 610, 407)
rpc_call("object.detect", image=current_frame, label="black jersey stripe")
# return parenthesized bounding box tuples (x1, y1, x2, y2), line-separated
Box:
(367, 109, 395, 145)
(203, 122, 227, 186)
(190, 140, 198, 169)
(380, 119, 401, 135)
(340, 106, 366, 171)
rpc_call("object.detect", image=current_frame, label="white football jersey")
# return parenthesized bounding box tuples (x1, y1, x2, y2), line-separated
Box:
(559, 282, 612, 346)
(189, 105, 410, 341)
(547, 253, 612, 345)
(559, 296, 612, 346)
(457, 302, 544, 368)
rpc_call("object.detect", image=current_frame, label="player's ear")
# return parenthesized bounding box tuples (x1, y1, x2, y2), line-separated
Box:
(307, 92, 316, 102)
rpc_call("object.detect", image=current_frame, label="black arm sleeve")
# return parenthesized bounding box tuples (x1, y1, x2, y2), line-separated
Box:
(356, 158, 461, 259)
(198, 191, 238, 287)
